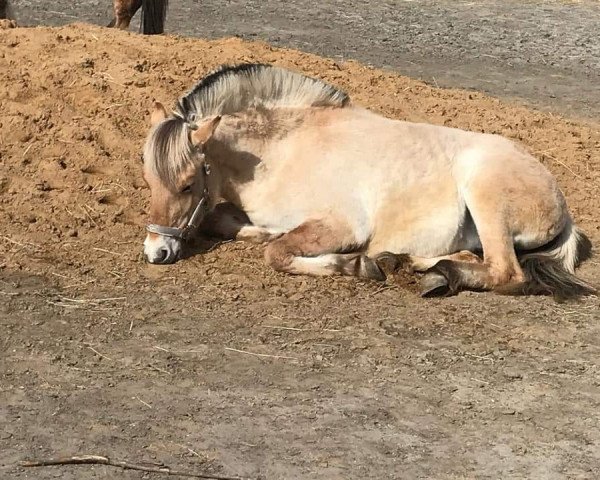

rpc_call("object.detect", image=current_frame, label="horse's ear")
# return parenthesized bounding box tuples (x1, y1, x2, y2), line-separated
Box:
(190, 115, 222, 147)
(150, 102, 168, 126)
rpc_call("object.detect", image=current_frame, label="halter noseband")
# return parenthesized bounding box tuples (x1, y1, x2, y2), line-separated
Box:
(146, 161, 211, 241)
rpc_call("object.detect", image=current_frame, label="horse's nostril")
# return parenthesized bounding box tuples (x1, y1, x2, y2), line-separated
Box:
(156, 247, 169, 263)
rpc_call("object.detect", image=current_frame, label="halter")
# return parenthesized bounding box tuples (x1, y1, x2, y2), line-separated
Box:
(146, 161, 212, 241)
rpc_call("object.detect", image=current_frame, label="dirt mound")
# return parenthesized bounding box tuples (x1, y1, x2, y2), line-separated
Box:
(1, 24, 600, 480)
(1, 23, 598, 286)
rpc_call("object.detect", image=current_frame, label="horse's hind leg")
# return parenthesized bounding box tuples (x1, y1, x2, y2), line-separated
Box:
(419, 191, 525, 297)
(375, 250, 482, 275)
(373, 251, 484, 297)
(264, 219, 385, 280)
(109, 0, 142, 29)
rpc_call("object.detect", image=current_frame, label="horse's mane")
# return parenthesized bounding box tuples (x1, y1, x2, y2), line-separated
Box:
(174, 63, 350, 120)
(146, 63, 350, 188)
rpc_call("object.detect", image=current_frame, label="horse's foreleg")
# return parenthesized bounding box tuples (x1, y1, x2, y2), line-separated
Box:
(264, 219, 385, 280)
(110, 0, 142, 29)
(199, 203, 282, 243)
(236, 225, 283, 243)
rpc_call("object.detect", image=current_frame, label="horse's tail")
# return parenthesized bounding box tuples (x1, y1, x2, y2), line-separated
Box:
(140, 0, 168, 35)
(501, 219, 596, 300)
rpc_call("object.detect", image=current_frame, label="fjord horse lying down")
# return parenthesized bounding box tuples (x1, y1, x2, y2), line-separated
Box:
(142, 64, 594, 299)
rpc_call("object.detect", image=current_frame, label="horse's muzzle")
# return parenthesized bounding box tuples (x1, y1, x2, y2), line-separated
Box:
(146, 248, 178, 264)
(144, 234, 182, 264)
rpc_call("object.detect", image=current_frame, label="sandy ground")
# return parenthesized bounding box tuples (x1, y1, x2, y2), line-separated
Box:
(5, 0, 600, 120)
(1, 18, 600, 480)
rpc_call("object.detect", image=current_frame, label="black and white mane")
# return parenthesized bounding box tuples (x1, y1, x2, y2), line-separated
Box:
(175, 63, 349, 121)
(145, 63, 349, 187)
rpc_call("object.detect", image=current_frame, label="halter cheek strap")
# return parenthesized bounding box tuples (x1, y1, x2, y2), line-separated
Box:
(146, 162, 211, 241)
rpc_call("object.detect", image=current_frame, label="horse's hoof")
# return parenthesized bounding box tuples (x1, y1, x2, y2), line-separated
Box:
(420, 271, 450, 297)
(374, 252, 412, 276)
(362, 256, 387, 282)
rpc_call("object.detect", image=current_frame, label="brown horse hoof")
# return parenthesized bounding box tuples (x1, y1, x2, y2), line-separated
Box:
(374, 252, 413, 276)
(420, 271, 451, 297)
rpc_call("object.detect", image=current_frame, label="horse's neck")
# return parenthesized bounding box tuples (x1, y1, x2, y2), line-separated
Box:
(208, 108, 306, 203)
(207, 124, 265, 205)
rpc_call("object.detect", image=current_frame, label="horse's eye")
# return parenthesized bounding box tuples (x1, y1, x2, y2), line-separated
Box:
(181, 184, 193, 194)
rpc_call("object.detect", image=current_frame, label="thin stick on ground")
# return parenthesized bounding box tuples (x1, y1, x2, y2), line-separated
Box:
(19, 455, 247, 480)
(93, 247, 124, 257)
(50, 272, 69, 279)
(22, 143, 33, 157)
(261, 325, 306, 332)
(225, 347, 297, 361)
(369, 284, 395, 296)
(135, 396, 153, 409)
(59, 295, 127, 303)
(1, 235, 41, 250)
(86, 345, 113, 362)
(149, 364, 172, 375)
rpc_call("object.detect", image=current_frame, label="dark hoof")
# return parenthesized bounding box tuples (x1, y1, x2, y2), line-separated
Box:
(362, 256, 387, 282)
(374, 252, 412, 276)
(420, 271, 451, 298)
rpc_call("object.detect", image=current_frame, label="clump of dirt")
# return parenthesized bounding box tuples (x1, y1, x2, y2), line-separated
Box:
(1, 24, 599, 480)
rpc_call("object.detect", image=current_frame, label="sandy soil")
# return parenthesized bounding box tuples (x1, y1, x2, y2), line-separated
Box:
(1, 23, 600, 480)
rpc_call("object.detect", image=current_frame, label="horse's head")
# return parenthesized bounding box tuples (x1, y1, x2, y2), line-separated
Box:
(142, 102, 221, 264)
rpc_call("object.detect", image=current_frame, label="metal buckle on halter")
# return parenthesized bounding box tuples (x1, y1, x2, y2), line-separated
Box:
(145, 161, 211, 241)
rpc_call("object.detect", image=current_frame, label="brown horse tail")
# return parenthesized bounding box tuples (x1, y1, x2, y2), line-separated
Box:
(502, 219, 596, 300)
(140, 0, 168, 35)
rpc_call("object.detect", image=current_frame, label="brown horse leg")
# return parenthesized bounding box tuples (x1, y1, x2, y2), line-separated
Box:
(140, 0, 168, 34)
(264, 219, 385, 280)
(109, 0, 142, 29)
(373, 251, 483, 296)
